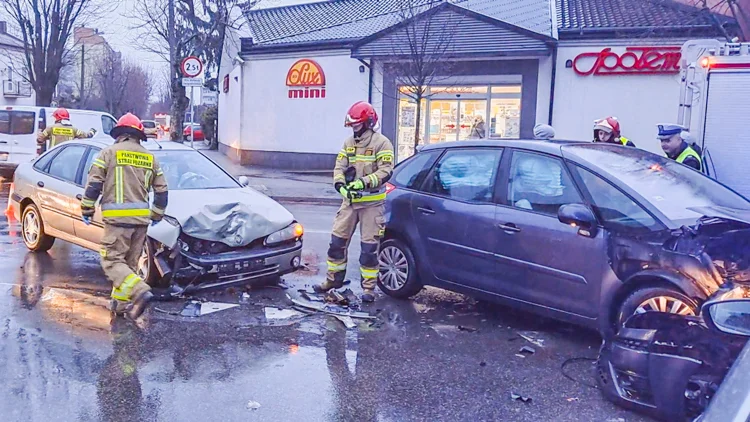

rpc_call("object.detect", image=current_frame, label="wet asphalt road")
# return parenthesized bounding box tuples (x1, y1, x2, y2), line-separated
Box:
(0, 186, 649, 422)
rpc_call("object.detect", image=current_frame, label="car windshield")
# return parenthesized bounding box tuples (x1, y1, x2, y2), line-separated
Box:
(563, 145, 750, 226)
(143, 121, 156, 129)
(155, 150, 238, 190)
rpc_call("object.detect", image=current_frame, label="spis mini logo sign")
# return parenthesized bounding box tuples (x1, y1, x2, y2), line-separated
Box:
(286, 59, 326, 99)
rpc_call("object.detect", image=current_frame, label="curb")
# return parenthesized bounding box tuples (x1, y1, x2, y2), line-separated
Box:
(271, 196, 342, 206)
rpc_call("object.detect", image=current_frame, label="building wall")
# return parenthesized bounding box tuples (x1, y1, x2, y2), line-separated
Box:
(0, 46, 36, 106)
(381, 58, 541, 157)
(536, 54, 553, 125)
(219, 50, 370, 169)
(552, 41, 685, 154)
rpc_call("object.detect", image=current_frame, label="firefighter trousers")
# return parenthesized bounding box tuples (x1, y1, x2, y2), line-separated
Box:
(326, 203, 385, 290)
(100, 224, 151, 301)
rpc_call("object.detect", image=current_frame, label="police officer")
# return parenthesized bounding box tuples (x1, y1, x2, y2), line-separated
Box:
(37, 108, 96, 149)
(81, 113, 168, 320)
(533, 123, 555, 140)
(593, 116, 635, 147)
(315, 102, 394, 303)
(658, 124, 702, 171)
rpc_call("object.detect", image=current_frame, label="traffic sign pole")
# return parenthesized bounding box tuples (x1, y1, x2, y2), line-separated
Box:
(190, 87, 195, 149)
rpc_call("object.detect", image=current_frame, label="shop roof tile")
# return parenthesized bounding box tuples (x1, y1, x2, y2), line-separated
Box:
(556, 0, 734, 32)
(243, 0, 553, 47)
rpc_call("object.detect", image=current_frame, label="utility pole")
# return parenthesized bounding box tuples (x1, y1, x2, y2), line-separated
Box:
(168, 0, 177, 141)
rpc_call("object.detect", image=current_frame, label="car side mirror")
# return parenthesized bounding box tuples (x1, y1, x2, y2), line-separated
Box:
(702, 299, 750, 336)
(558, 203, 598, 238)
(238, 175, 250, 187)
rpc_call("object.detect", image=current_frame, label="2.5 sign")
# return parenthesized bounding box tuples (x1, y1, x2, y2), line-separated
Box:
(181, 56, 203, 78)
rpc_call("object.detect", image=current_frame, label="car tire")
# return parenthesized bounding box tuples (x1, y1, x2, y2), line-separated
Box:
(137, 239, 163, 287)
(21, 203, 55, 252)
(377, 239, 422, 299)
(616, 286, 698, 327)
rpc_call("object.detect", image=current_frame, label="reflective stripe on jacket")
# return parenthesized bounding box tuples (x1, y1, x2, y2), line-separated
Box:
(82, 136, 168, 226)
(333, 130, 394, 209)
(676, 145, 702, 171)
(38, 123, 93, 148)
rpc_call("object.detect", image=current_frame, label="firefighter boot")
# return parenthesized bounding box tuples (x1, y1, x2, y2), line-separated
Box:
(314, 279, 345, 293)
(126, 281, 153, 320)
(361, 289, 376, 303)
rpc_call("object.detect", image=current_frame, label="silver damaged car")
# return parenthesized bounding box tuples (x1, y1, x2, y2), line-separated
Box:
(10, 139, 304, 293)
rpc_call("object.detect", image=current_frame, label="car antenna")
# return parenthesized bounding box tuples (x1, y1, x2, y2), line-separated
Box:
(151, 137, 163, 150)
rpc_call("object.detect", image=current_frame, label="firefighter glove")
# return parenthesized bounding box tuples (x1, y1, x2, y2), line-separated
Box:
(338, 185, 351, 199)
(348, 178, 365, 191)
(82, 215, 92, 226)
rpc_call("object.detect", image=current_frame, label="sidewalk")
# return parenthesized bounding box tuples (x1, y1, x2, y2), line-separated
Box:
(201, 150, 341, 205)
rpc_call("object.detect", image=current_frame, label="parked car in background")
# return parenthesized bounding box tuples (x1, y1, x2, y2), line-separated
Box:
(379, 140, 750, 334)
(183, 123, 204, 142)
(10, 138, 304, 293)
(0, 106, 116, 168)
(142, 120, 158, 138)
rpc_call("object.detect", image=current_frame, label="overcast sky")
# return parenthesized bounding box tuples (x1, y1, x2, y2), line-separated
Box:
(99, 0, 319, 79)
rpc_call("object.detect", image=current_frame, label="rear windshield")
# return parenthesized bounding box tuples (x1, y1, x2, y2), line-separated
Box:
(0, 110, 35, 135)
(155, 150, 238, 190)
(563, 145, 750, 225)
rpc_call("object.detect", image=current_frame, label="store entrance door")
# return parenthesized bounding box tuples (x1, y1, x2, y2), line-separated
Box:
(429, 99, 487, 143)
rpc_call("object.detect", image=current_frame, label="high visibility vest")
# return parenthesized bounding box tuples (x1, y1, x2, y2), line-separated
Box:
(619, 137, 630, 146)
(676, 145, 702, 170)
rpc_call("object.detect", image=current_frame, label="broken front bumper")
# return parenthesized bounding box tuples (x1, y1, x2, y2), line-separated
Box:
(175, 240, 303, 291)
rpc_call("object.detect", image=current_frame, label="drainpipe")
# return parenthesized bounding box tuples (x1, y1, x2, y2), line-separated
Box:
(357, 58, 372, 103)
(548, 47, 557, 126)
(368, 59, 373, 104)
(238, 58, 245, 164)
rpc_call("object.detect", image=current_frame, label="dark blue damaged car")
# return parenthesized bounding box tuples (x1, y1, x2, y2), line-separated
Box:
(377, 140, 750, 334)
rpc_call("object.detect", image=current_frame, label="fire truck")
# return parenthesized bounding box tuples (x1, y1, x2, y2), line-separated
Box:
(678, 39, 750, 198)
(154, 113, 171, 132)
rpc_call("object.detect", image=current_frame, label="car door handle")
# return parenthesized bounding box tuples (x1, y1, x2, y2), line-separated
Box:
(417, 206, 435, 215)
(76, 194, 82, 200)
(37, 181, 44, 188)
(497, 223, 521, 233)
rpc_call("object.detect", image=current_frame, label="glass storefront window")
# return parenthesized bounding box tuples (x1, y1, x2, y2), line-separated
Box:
(490, 98, 521, 139)
(491, 85, 522, 94)
(396, 83, 522, 161)
(397, 97, 426, 161)
(459, 100, 487, 140)
(431, 86, 488, 95)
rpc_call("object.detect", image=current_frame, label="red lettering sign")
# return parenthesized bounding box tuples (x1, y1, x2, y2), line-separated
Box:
(573, 47, 682, 76)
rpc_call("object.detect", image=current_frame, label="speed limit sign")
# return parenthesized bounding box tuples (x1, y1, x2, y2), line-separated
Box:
(181, 56, 203, 78)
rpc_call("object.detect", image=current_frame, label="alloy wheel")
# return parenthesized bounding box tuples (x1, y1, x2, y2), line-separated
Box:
(23, 210, 40, 246)
(635, 296, 695, 316)
(379, 246, 409, 291)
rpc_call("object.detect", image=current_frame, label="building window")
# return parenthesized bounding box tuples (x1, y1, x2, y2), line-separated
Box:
(396, 83, 522, 162)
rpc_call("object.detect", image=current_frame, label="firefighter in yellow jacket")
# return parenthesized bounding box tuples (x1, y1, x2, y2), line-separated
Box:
(315, 101, 394, 303)
(37, 108, 96, 149)
(81, 113, 168, 320)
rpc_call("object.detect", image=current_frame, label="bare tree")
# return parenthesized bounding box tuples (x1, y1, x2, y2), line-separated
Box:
(1, 0, 107, 106)
(130, 0, 256, 141)
(94, 53, 152, 117)
(381, 0, 462, 151)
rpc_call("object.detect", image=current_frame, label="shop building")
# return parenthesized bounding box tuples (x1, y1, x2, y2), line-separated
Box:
(219, 0, 735, 168)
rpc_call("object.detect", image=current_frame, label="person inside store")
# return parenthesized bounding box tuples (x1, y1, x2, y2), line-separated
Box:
(469, 115, 486, 139)
(658, 124, 702, 171)
(593, 116, 635, 147)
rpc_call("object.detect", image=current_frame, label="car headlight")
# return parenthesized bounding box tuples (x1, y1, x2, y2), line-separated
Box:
(265, 223, 304, 246)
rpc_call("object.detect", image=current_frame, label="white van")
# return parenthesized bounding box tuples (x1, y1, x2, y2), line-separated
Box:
(0, 106, 117, 168)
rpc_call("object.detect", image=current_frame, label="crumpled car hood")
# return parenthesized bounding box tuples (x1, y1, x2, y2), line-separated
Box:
(164, 187, 293, 247)
(688, 206, 750, 226)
